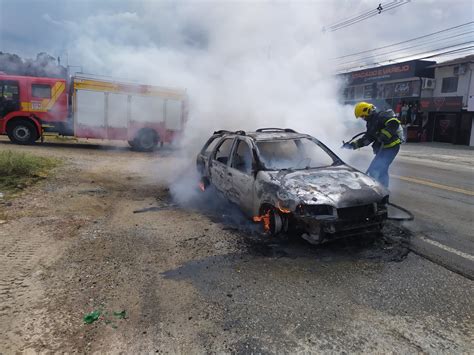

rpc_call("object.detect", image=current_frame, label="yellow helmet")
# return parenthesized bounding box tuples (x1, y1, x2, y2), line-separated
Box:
(354, 102, 375, 118)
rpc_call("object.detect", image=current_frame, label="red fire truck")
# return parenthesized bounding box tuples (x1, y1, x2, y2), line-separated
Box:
(0, 73, 187, 151)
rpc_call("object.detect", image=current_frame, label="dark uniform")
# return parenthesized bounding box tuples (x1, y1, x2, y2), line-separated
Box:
(352, 109, 402, 188)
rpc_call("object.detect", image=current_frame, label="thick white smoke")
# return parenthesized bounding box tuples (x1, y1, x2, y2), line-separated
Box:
(63, 3, 362, 145)
(54, 2, 369, 201)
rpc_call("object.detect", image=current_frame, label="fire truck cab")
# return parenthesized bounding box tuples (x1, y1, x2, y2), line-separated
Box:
(0, 74, 68, 145)
(0, 73, 187, 151)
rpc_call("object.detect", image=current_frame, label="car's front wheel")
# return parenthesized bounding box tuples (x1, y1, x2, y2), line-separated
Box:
(255, 205, 287, 236)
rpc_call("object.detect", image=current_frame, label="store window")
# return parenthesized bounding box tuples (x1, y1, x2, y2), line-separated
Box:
(32, 84, 51, 98)
(441, 77, 458, 93)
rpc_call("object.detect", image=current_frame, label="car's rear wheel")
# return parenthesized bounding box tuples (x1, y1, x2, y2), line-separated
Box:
(198, 176, 210, 192)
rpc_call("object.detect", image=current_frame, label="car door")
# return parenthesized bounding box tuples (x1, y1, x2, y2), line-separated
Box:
(228, 139, 255, 215)
(197, 135, 221, 176)
(209, 137, 235, 195)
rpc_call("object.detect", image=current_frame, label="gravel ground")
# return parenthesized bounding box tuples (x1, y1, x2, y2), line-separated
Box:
(0, 139, 472, 353)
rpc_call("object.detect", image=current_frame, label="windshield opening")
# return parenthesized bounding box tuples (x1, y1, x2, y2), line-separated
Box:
(256, 138, 336, 170)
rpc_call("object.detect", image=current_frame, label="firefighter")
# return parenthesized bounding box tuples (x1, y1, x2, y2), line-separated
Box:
(343, 102, 402, 188)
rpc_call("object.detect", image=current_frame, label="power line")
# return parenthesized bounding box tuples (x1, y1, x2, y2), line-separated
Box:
(421, 46, 474, 59)
(325, 1, 399, 31)
(330, 1, 410, 32)
(323, 1, 411, 32)
(336, 43, 474, 73)
(333, 21, 474, 60)
(335, 31, 474, 67)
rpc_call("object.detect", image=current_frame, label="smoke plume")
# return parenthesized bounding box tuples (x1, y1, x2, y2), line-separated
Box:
(44, 2, 367, 201)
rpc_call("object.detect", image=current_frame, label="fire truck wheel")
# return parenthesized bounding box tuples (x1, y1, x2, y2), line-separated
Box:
(7, 120, 39, 145)
(133, 129, 159, 152)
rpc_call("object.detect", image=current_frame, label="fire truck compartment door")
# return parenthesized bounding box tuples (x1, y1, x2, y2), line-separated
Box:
(130, 96, 165, 123)
(165, 99, 182, 130)
(107, 93, 128, 128)
(76, 90, 106, 127)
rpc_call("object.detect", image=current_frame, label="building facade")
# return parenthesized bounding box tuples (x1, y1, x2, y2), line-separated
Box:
(422, 55, 474, 146)
(340, 60, 435, 143)
(340, 55, 474, 146)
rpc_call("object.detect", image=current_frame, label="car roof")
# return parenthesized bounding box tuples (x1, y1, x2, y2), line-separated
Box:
(212, 128, 311, 142)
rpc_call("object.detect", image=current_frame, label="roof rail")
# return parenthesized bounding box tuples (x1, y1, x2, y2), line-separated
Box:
(213, 130, 233, 135)
(213, 130, 246, 135)
(256, 128, 297, 133)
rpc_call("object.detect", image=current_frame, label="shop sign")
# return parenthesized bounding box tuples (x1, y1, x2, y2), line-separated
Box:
(419, 96, 463, 112)
(341, 62, 415, 85)
(340, 60, 435, 85)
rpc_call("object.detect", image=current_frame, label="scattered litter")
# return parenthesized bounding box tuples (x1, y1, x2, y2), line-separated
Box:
(113, 310, 127, 319)
(0, 192, 4, 199)
(83, 310, 101, 324)
(133, 204, 177, 213)
(0, 220, 7, 225)
(77, 187, 108, 196)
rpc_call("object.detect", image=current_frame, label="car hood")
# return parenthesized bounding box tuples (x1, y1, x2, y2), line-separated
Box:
(267, 165, 388, 208)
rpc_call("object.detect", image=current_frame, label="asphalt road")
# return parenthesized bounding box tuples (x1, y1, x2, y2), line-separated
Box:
(350, 143, 474, 278)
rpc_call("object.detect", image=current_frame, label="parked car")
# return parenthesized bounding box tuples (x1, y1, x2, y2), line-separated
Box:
(196, 128, 389, 244)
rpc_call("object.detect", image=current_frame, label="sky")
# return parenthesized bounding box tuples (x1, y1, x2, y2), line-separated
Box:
(1, 0, 472, 68)
(0, 0, 473, 155)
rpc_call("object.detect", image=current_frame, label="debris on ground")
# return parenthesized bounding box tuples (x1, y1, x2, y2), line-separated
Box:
(133, 204, 177, 213)
(113, 310, 127, 319)
(83, 310, 101, 324)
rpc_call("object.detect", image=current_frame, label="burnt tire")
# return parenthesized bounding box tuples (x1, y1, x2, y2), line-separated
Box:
(257, 206, 286, 236)
(133, 129, 159, 152)
(7, 120, 39, 145)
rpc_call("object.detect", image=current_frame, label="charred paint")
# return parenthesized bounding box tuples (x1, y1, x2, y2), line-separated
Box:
(197, 129, 389, 242)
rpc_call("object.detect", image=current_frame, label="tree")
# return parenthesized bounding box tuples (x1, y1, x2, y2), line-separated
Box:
(0, 51, 67, 78)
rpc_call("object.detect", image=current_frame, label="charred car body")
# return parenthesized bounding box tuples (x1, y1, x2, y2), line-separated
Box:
(197, 128, 389, 244)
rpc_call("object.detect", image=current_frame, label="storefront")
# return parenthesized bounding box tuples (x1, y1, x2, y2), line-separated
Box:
(418, 96, 472, 145)
(340, 60, 435, 108)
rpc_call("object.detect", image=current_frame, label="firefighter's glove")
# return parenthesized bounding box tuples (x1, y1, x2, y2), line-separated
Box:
(342, 142, 356, 150)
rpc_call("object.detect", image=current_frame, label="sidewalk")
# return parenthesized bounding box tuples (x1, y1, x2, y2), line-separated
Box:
(398, 142, 474, 168)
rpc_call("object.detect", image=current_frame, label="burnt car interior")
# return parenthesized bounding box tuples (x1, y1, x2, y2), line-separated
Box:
(256, 138, 336, 170)
(214, 138, 234, 165)
(231, 140, 253, 174)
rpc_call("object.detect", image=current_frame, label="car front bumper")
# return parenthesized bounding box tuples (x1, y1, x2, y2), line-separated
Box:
(296, 211, 387, 243)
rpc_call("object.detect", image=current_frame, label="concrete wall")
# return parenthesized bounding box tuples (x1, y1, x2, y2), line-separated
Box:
(468, 64, 474, 111)
(470, 118, 474, 146)
(433, 63, 474, 108)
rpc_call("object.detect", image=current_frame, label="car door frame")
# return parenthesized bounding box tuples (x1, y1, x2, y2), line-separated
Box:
(209, 136, 236, 197)
(197, 133, 222, 176)
(227, 137, 257, 216)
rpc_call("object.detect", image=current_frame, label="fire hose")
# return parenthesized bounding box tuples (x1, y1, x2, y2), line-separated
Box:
(342, 132, 414, 222)
(386, 202, 414, 221)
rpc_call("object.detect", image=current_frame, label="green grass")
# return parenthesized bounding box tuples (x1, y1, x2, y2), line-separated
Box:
(0, 150, 60, 191)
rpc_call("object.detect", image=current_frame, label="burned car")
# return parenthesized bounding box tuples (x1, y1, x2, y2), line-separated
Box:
(196, 128, 389, 244)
